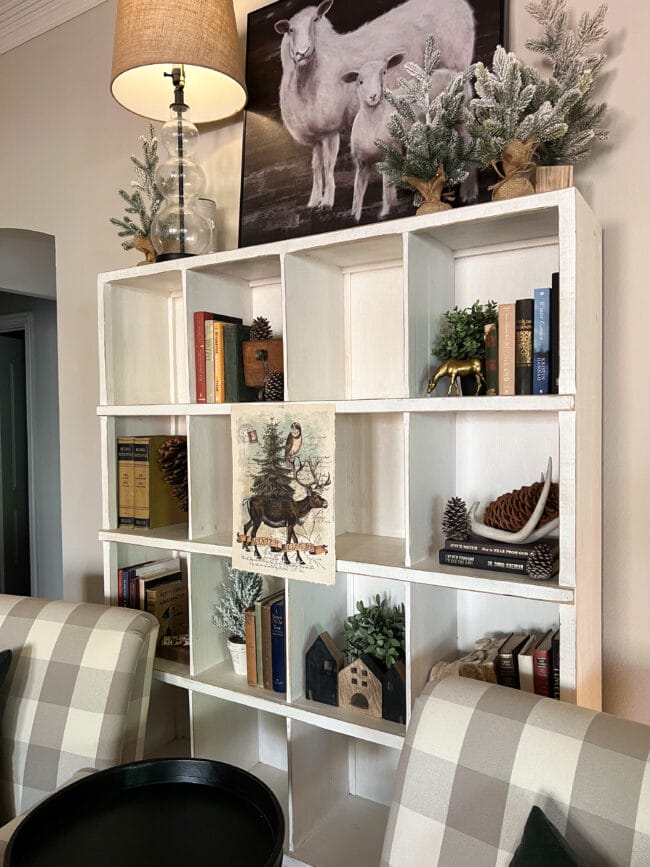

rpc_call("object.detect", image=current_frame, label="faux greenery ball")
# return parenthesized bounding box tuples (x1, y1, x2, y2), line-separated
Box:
(432, 300, 498, 361)
(344, 594, 406, 669)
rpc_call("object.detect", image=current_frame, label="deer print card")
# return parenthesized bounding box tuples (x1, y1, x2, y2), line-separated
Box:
(232, 404, 336, 584)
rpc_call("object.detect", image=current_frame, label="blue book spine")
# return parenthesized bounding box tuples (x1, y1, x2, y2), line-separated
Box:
(533, 287, 551, 394)
(270, 598, 286, 693)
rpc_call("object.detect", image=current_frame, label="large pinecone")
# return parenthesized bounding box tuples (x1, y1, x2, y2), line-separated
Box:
(442, 497, 470, 541)
(250, 316, 272, 341)
(157, 437, 188, 512)
(484, 480, 559, 532)
(260, 370, 284, 402)
(526, 543, 557, 581)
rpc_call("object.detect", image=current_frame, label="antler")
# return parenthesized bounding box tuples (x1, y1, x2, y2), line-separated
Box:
(293, 457, 331, 492)
(468, 457, 559, 543)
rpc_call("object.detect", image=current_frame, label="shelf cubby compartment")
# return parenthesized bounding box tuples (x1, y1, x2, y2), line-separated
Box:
(288, 720, 399, 867)
(405, 409, 561, 570)
(99, 269, 186, 406)
(186, 414, 232, 547)
(189, 553, 284, 684)
(186, 254, 283, 402)
(283, 232, 406, 401)
(99, 414, 189, 538)
(191, 692, 289, 843)
(335, 412, 406, 562)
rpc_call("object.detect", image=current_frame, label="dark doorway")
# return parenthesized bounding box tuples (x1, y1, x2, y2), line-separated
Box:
(0, 331, 30, 595)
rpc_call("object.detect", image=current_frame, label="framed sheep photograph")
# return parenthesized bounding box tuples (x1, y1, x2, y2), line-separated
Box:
(238, 0, 507, 248)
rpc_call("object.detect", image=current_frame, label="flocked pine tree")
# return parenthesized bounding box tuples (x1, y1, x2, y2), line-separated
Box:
(110, 123, 163, 256)
(468, 46, 588, 170)
(212, 563, 263, 642)
(376, 36, 476, 211)
(525, 0, 608, 164)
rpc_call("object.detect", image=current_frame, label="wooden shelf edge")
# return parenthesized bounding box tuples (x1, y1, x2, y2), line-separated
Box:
(97, 395, 575, 417)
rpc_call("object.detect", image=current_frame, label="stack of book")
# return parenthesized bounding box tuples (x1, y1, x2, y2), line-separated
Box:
(484, 271, 560, 396)
(497, 629, 560, 698)
(244, 590, 286, 694)
(439, 535, 559, 579)
(466, 629, 561, 697)
(117, 434, 187, 529)
(194, 311, 258, 404)
(116, 556, 189, 655)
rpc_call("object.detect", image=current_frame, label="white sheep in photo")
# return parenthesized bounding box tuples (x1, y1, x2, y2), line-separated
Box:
(343, 60, 458, 222)
(274, 0, 475, 210)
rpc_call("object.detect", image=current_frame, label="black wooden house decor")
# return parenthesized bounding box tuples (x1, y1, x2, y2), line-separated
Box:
(305, 632, 344, 706)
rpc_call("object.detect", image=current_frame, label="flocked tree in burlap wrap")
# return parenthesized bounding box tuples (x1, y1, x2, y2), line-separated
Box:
(376, 36, 476, 210)
(468, 46, 589, 171)
(525, 0, 608, 164)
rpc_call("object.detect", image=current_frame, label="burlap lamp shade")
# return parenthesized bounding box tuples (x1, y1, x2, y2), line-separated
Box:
(111, 0, 247, 123)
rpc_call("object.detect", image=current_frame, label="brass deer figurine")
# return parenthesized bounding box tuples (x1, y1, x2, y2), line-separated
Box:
(427, 357, 485, 396)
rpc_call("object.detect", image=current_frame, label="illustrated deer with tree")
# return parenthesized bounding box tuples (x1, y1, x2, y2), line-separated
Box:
(241, 419, 331, 565)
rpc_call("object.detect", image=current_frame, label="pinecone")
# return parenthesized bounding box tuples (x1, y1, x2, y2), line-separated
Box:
(526, 543, 556, 581)
(442, 497, 470, 541)
(250, 316, 272, 341)
(157, 437, 188, 512)
(260, 370, 284, 402)
(484, 480, 559, 532)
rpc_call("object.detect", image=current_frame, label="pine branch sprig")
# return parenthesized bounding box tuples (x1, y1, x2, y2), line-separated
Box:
(110, 123, 163, 251)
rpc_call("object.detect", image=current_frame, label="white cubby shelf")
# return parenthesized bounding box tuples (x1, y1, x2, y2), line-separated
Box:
(99, 188, 601, 867)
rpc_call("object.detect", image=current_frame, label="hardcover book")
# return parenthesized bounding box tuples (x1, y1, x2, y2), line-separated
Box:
(244, 606, 258, 686)
(223, 324, 258, 403)
(550, 272, 560, 393)
(145, 577, 189, 648)
(445, 536, 559, 560)
(213, 321, 227, 403)
(551, 629, 560, 699)
(496, 633, 530, 689)
(117, 436, 135, 527)
(515, 298, 534, 395)
(533, 629, 555, 696)
(133, 435, 187, 529)
(261, 591, 284, 690)
(439, 548, 558, 578)
(194, 312, 212, 404)
(270, 596, 286, 693)
(533, 287, 551, 394)
(484, 322, 498, 395)
(517, 634, 539, 693)
(498, 303, 515, 396)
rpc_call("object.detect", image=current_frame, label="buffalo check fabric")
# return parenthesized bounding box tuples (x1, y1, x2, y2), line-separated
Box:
(0, 595, 158, 822)
(381, 676, 650, 867)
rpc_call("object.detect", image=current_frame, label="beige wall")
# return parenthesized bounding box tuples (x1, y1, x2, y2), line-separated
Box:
(0, 0, 647, 722)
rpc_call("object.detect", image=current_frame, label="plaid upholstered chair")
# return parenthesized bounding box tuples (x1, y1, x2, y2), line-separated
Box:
(0, 595, 158, 842)
(381, 675, 650, 867)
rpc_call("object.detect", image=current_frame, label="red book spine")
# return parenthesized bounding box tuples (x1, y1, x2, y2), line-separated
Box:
(533, 647, 552, 696)
(193, 312, 212, 403)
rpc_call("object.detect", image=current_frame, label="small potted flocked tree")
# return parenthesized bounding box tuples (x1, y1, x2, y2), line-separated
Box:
(212, 563, 263, 675)
(376, 36, 476, 214)
(524, 0, 608, 192)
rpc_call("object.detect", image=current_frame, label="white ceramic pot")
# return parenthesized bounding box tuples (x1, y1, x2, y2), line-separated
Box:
(227, 638, 248, 676)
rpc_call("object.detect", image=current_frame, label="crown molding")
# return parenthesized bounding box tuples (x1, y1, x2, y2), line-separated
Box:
(0, 0, 105, 55)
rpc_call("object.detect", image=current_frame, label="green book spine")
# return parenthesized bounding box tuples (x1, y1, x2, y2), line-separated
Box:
(223, 324, 258, 403)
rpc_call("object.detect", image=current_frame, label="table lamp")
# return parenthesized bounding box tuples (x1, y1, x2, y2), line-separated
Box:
(111, 0, 247, 261)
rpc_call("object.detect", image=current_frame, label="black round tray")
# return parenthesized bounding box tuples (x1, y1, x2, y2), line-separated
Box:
(4, 758, 284, 867)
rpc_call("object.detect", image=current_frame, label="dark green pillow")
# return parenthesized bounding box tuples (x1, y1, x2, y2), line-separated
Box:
(0, 649, 11, 687)
(509, 806, 586, 867)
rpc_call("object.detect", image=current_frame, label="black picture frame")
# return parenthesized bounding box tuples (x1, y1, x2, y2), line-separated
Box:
(239, 0, 507, 248)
